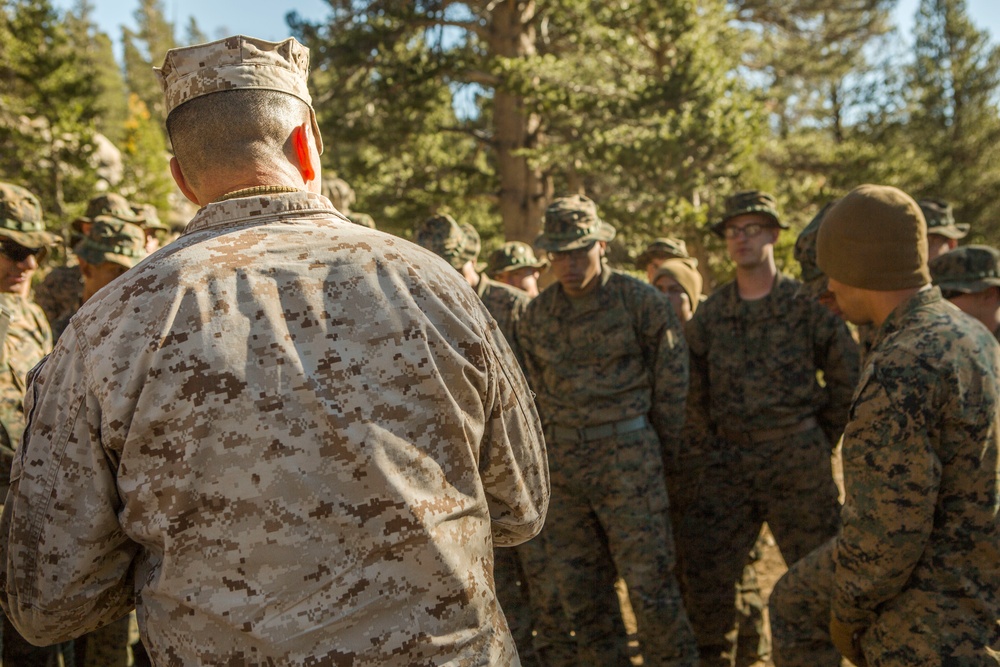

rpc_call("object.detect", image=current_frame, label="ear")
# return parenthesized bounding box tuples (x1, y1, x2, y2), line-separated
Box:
(170, 157, 201, 206)
(292, 123, 317, 185)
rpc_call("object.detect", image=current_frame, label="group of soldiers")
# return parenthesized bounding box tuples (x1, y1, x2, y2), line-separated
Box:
(0, 32, 996, 667)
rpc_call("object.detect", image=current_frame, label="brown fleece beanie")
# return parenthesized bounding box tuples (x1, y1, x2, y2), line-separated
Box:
(653, 258, 703, 313)
(816, 184, 930, 291)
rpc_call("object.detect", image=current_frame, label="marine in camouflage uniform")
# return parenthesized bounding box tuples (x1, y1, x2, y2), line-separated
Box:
(919, 198, 969, 261)
(0, 35, 548, 666)
(0, 183, 65, 667)
(518, 195, 697, 667)
(771, 185, 1000, 667)
(930, 244, 1000, 343)
(679, 191, 859, 667)
(488, 241, 547, 299)
(636, 237, 691, 283)
(34, 192, 143, 328)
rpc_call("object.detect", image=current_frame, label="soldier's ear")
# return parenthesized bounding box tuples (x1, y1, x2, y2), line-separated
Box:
(291, 123, 317, 187)
(169, 158, 201, 206)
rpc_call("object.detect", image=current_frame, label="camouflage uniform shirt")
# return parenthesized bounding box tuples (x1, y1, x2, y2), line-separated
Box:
(684, 274, 859, 454)
(34, 263, 83, 329)
(0, 192, 549, 666)
(517, 267, 687, 450)
(834, 287, 1000, 661)
(477, 273, 529, 367)
(0, 293, 52, 495)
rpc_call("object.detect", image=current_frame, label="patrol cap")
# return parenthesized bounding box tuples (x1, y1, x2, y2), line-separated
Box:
(487, 241, 547, 276)
(155, 35, 323, 154)
(918, 198, 969, 239)
(652, 258, 703, 314)
(413, 214, 467, 270)
(72, 193, 143, 234)
(817, 184, 930, 291)
(133, 203, 167, 231)
(711, 190, 786, 237)
(930, 245, 1000, 295)
(794, 201, 837, 300)
(0, 182, 61, 249)
(74, 217, 148, 269)
(535, 195, 616, 252)
(635, 237, 690, 270)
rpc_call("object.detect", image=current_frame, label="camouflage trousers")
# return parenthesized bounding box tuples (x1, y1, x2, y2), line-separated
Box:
(495, 533, 577, 667)
(772, 537, 1000, 667)
(675, 425, 840, 667)
(543, 425, 698, 667)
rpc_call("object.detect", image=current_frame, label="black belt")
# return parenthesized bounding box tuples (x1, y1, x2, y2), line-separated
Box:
(550, 415, 649, 443)
(717, 416, 819, 447)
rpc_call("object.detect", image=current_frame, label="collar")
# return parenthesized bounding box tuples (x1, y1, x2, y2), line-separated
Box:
(870, 285, 938, 351)
(183, 191, 343, 235)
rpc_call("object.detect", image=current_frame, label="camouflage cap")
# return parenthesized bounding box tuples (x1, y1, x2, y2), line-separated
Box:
(918, 198, 969, 239)
(794, 201, 838, 300)
(155, 35, 323, 154)
(487, 241, 547, 276)
(74, 217, 148, 269)
(72, 193, 143, 234)
(0, 182, 60, 249)
(711, 190, 786, 237)
(133, 203, 168, 231)
(652, 258, 703, 314)
(535, 195, 616, 252)
(413, 214, 467, 270)
(635, 237, 690, 269)
(459, 223, 485, 271)
(930, 245, 1000, 295)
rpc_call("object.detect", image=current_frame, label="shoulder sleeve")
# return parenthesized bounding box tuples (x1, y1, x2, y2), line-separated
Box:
(832, 358, 938, 626)
(479, 318, 549, 547)
(682, 306, 715, 456)
(0, 327, 136, 644)
(812, 302, 860, 444)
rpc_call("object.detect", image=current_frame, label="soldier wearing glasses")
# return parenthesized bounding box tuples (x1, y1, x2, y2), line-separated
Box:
(517, 195, 697, 666)
(0, 182, 64, 666)
(678, 190, 859, 666)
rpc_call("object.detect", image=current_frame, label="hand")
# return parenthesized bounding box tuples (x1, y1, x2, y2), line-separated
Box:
(829, 616, 868, 667)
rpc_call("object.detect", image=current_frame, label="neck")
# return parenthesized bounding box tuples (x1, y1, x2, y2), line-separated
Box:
(214, 185, 301, 203)
(735, 258, 777, 300)
(867, 286, 924, 327)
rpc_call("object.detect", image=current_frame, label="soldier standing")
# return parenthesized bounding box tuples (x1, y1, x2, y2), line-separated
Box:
(918, 198, 968, 261)
(930, 245, 1000, 342)
(679, 190, 859, 666)
(487, 241, 547, 298)
(0, 182, 64, 666)
(518, 195, 697, 667)
(636, 237, 691, 282)
(770, 184, 1000, 666)
(0, 35, 547, 665)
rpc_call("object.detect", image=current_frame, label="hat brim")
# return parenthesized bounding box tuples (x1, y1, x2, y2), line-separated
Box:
(936, 277, 1000, 294)
(534, 222, 616, 252)
(0, 228, 60, 249)
(74, 241, 143, 269)
(495, 260, 547, 273)
(711, 212, 787, 238)
(927, 224, 970, 240)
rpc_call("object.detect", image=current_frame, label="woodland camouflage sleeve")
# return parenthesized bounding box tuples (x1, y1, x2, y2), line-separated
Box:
(0, 328, 136, 644)
(681, 312, 714, 458)
(814, 304, 860, 446)
(644, 290, 689, 467)
(832, 362, 938, 626)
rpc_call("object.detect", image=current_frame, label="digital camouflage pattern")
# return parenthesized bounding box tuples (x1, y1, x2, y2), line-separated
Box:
(74, 217, 147, 269)
(772, 287, 1000, 666)
(155, 35, 323, 154)
(72, 193, 143, 232)
(477, 274, 529, 365)
(518, 265, 697, 666)
(918, 198, 969, 239)
(930, 244, 1000, 294)
(679, 273, 859, 665)
(635, 237, 690, 270)
(533, 195, 615, 252)
(710, 190, 786, 237)
(0, 182, 60, 249)
(413, 213, 467, 270)
(0, 192, 549, 666)
(487, 241, 547, 277)
(34, 263, 83, 331)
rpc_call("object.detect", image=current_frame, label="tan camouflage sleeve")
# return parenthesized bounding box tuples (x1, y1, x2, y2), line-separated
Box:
(0, 329, 136, 645)
(813, 305, 860, 446)
(832, 364, 938, 626)
(478, 323, 549, 548)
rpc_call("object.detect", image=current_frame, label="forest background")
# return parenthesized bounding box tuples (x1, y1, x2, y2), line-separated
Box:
(1, 0, 999, 287)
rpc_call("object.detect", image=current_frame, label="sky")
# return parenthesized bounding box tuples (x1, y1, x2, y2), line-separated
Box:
(56, 0, 1000, 55)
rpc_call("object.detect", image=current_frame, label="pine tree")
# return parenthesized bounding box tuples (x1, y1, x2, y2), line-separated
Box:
(122, 0, 176, 133)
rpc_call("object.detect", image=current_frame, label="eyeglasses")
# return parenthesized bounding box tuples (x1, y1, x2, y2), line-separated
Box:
(723, 223, 775, 240)
(0, 241, 43, 263)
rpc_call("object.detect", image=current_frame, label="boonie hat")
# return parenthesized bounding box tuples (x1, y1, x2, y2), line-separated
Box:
(930, 245, 1000, 295)
(75, 217, 148, 269)
(487, 241, 547, 276)
(155, 35, 323, 154)
(918, 198, 969, 239)
(72, 193, 143, 234)
(635, 237, 690, 270)
(414, 214, 467, 270)
(535, 195, 616, 252)
(711, 190, 786, 237)
(0, 182, 61, 249)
